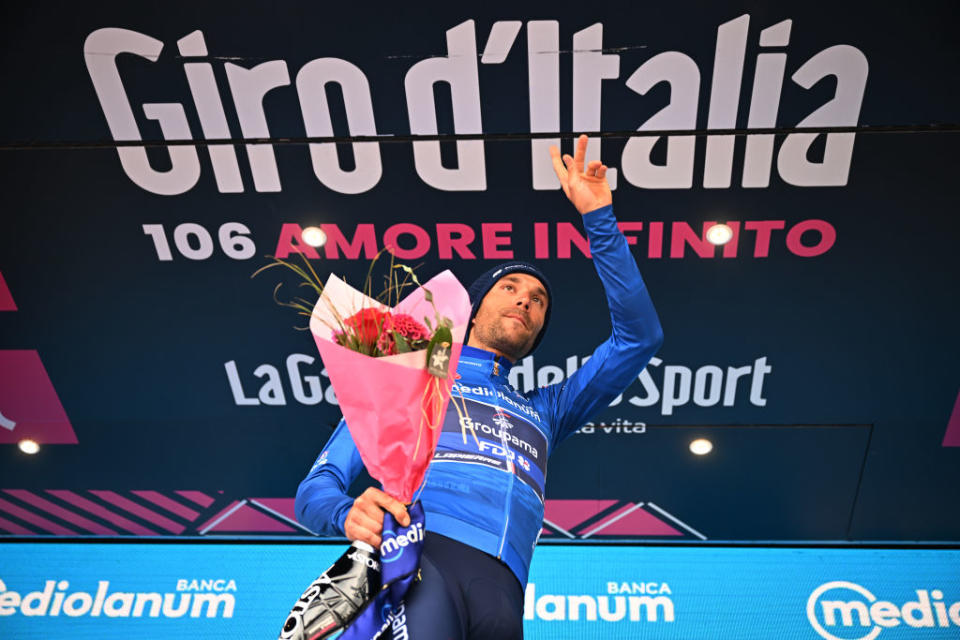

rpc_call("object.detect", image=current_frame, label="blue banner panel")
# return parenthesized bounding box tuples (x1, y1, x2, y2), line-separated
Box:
(0, 542, 957, 639)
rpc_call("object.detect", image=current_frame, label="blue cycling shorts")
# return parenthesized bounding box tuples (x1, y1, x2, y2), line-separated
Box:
(383, 532, 524, 640)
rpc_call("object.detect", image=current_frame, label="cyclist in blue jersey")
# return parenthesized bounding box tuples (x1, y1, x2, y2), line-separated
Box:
(295, 135, 663, 639)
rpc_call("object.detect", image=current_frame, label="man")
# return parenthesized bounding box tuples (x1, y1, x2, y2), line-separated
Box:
(295, 135, 663, 639)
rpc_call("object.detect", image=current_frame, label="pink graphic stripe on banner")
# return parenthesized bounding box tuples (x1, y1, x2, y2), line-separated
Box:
(175, 490, 215, 508)
(197, 501, 241, 532)
(4, 490, 117, 534)
(205, 503, 296, 533)
(578, 502, 638, 536)
(0, 497, 76, 534)
(252, 498, 297, 521)
(0, 350, 77, 444)
(89, 491, 185, 533)
(584, 504, 682, 537)
(132, 491, 199, 520)
(47, 491, 156, 535)
(0, 272, 16, 311)
(0, 514, 33, 534)
(942, 390, 960, 447)
(543, 499, 619, 531)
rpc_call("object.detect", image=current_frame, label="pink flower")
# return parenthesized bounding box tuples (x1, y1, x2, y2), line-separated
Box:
(376, 326, 398, 355)
(336, 310, 430, 356)
(391, 313, 430, 342)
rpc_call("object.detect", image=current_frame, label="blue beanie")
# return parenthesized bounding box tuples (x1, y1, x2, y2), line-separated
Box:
(466, 261, 552, 356)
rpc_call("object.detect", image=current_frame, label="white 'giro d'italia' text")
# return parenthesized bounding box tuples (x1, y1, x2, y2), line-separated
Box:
(84, 16, 866, 195)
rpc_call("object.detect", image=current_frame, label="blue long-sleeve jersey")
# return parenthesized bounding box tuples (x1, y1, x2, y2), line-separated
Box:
(295, 205, 663, 587)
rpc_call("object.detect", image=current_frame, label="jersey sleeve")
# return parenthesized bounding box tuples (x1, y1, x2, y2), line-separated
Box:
(294, 419, 365, 536)
(539, 204, 663, 449)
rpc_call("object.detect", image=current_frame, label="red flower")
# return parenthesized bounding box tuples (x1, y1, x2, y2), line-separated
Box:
(343, 308, 391, 351)
(339, 309, 431, 356)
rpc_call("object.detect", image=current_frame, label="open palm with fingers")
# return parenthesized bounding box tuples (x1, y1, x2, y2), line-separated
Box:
(549, 134, 613, 215)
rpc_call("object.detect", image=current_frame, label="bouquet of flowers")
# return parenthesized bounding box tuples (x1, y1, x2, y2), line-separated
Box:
(309, 266, 469, 503)
(259, 254, 470, 640)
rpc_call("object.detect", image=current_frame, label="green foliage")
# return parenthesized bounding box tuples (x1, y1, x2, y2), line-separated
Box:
(392, 330, 412, 354)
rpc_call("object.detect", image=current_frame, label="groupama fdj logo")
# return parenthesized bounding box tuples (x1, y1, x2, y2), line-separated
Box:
(806, 581, 960, 640)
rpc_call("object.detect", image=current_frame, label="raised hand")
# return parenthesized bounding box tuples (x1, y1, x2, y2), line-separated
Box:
(549, 134, 613, 215)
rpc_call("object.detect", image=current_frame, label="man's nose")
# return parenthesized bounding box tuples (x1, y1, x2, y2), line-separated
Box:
(514, 296, 529, 310)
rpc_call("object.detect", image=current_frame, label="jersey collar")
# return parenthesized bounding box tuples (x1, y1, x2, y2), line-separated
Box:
(459, 345, 513, 380)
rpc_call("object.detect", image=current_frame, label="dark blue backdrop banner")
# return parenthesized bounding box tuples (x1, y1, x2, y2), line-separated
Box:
(0, 1, 957, 543)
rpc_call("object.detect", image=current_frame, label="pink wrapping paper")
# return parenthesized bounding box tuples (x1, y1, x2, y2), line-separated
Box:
(310, 270, 470, 503)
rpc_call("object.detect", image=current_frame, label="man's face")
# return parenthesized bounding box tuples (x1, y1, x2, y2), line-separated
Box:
(468, 273, 548, 362)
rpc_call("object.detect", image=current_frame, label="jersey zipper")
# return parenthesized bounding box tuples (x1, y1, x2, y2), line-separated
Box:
(494, 364, 514, 559)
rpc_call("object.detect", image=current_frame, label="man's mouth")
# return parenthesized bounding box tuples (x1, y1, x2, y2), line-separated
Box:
(503, 313, 529, 329)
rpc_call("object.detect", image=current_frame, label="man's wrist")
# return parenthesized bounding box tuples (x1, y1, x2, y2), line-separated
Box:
(581, 203, 614, 217)
(576, 199, 611, 215)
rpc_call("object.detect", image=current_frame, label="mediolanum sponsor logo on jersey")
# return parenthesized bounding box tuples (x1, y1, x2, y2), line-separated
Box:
(0, 577, 236, 619)
(806, 581, 960, 640)
(379, 522, 425, 563)
(524, 580, 674, 623)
